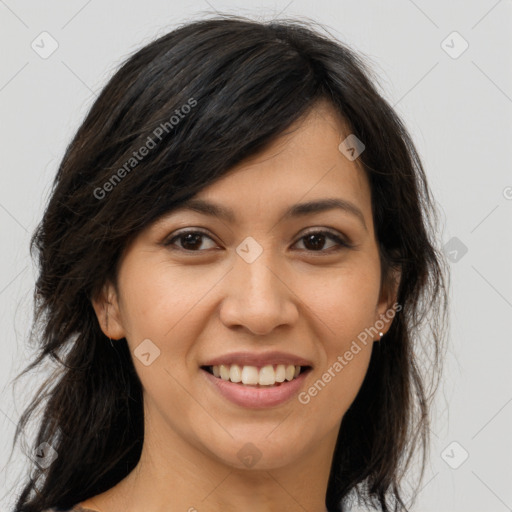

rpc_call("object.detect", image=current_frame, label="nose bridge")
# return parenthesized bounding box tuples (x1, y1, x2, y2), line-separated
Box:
(242, 251, 279, 298)
(237, 237, 283, 304)
(220, 236, 297, 334)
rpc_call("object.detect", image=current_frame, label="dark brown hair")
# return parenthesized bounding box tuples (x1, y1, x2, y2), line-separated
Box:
(9, 14, 448, 512)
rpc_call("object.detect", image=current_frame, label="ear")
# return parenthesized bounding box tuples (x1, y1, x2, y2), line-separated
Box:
(375, 266, 401, 336)
(91, 280, 125, 340)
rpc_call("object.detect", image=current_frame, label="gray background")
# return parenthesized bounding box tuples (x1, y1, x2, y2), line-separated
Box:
(1, 1, 511, 511)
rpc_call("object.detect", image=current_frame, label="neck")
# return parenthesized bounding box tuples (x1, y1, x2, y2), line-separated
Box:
(91, 410, 338, 512)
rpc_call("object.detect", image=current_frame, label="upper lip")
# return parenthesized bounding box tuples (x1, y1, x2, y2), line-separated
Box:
(201, 351, 313, 368)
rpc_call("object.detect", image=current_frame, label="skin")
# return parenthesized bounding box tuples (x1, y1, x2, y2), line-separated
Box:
(83, 99, 400, 512)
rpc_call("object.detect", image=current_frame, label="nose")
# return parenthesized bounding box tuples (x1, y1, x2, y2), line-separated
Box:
(219, 248, 299, 336)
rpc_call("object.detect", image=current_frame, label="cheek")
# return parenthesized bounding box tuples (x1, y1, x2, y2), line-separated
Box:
(294, 262, 379, 412)
(118, 259, 221, 344)
(117, 262, 213, 421)
(298, 258, 381, 343)
(117, 259, 227, 404)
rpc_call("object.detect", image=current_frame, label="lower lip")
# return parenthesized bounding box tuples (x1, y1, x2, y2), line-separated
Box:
(201, 368, 310, 409)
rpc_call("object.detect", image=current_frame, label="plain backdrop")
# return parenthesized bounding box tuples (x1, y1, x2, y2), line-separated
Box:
(1, 1, 511, 511)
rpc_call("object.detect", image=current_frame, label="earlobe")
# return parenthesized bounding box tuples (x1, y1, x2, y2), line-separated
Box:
(376, 266, 402, 337)
(91, 281, 125, 340)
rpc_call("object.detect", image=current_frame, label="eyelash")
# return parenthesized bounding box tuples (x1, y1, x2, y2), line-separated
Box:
(163, 228, 353, 254)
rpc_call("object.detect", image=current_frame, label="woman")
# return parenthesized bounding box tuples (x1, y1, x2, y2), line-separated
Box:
(11, 14, 448, 512)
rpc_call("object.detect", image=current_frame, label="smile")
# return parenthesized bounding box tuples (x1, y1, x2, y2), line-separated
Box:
(203, 364, 310, 386)
(200, 365, 312, 409)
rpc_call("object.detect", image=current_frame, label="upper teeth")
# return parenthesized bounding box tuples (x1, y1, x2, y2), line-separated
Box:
(211, 364, 301, 385)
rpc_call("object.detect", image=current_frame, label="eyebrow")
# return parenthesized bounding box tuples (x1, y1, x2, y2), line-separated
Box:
(171, 197, 368, 231)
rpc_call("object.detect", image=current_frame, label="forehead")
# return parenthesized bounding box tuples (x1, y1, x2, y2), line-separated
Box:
(177, 102, 372, 224)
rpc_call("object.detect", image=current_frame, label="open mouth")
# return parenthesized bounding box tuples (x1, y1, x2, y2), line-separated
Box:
(201, 364, 312, 387)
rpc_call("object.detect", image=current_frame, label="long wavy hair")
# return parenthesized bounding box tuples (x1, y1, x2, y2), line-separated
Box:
(9, 14, 448, 512)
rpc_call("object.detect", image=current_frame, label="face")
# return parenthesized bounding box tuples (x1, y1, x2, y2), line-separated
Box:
(93, 100, 399, 472)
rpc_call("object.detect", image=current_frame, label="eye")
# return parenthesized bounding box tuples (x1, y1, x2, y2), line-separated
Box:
(164, 229, 218, 252)
(293, 229, 352, 253)
(164, 228, 352, 253)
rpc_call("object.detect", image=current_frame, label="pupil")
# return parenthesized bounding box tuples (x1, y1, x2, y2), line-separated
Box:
(182, 233, 202, 250)
(304, 233, 325, 251)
